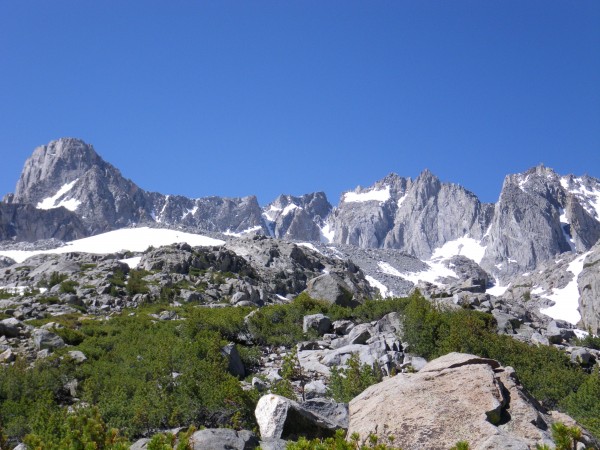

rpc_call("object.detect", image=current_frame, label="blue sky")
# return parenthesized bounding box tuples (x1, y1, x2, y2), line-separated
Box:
(1, 1, 599, 205)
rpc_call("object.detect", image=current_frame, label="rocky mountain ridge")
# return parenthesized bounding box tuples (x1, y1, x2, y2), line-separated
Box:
(3, 138, 600, 288)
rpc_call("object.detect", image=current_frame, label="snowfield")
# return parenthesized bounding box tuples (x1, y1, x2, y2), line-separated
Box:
(378, 260, 457, 286)
(0, 227, 225, 263)
(223, 226, 262, 237)
(343, 186, 390, 203)
(430, 236, 487, 265)
(539, 251, 591, 325)
(365, 275, 391, 298)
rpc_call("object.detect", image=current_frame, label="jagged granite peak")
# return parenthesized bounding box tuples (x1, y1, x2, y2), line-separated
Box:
(326, 173, 410, 248)
(328, 170, 492, 260)
(481, 165, 600, 281)
(10, 137, 150, 233)
(13, 137, 103, 204)
(384, 170, 493, 259)
(262, 192, 332, 241)
(6, 138, 270, 238)
(149, 192, 266, 235)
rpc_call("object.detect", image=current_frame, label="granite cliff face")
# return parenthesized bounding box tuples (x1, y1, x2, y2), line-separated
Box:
(481, 165, 600, 280)
(262, 193, 332, 242)
(0, 203, 86, 242)
(578, 241, 600, 334)
(327, 170, 492, 259)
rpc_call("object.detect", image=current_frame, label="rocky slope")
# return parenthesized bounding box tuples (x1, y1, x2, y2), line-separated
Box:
(1, 231, 599, 448)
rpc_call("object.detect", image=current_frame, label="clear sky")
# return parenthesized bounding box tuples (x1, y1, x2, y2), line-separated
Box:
(1, 1, 599, 205)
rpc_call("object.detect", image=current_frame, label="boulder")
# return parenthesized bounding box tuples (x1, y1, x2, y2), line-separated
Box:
(305, 274, 358, 307)
(255, 394, 339, 440)
(129, 438, 150, 449)
(0, 318, 24, 338)
(0, 348, 15, 363)
(221, 343, 245, 378)
(302, 398, 349, 429)
(32, 329, 66, 351)
(348, 352, 559, 449)
(257, 438, 288, 450)
(68, 350, 88, 363)
(303, 314, 332, 336)
(304, 380, 328, 400)
(320, 344, 382, 368)
(346, 323, 372, 345)
(376, 312, 403, 335)
(546, 320, 576, 344)
(189, 428, 259, 450)
(570, 347, 595, 366)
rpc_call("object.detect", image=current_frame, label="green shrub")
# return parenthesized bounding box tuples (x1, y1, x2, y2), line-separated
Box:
(286, 429, 402, 449)
(126, 269, 150, 296)
(328, 353, 382, 403)
(47, 272, 68, 288)
(53, 327, 86, 345)
(38, 296, 60, 305)
(450, 442, 471, 450)
(59, 279, 79, 294)
(24, 406, 129, 450)
(0, 290, 13, 300)
(560, 368, 600, 439)
(550, 422, 582, 450)
(574, 333, 600, 351)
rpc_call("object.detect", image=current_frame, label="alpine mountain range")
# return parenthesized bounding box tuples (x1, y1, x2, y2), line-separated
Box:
(2, 138, 600, 285)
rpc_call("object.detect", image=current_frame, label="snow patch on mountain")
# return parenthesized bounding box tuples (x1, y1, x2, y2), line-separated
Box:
(320, 223, 335, 243)
(182, 206, 198, 219)
(156, 195, 170, 223)
(430, 236, 486, 264)
(487, 280, 509, 296)
(539, 251, 591, 325)
(36, 179, 81, 211)
(297, 242, 322, 255)
(378, 260, 456, 286)
(396, 194, 408, 209)
(0, 227, 225, 263)
(559, 209, 576, 251)
(343, 186, 390, 203)
(119, 256, 142, 268)
(223, 226, 262, 237)
(561, 176, 600, 219)
(365, 275, 391, 298)
(262, 205, 282, 222)
(517, 174, 530, 192)
(282, 203, 300, 216)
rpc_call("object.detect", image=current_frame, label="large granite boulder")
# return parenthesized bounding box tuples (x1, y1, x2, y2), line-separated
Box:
(32, 329, 66, 351)
(305, 274, 358, 307)
(255, 394, 340, 441)
(347, 352, 580, 449)
(188, 428, 258, 450)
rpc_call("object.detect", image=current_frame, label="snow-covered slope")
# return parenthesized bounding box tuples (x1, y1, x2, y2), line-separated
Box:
(0, 227, 224, 263)
(537, 252, 591, 324)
